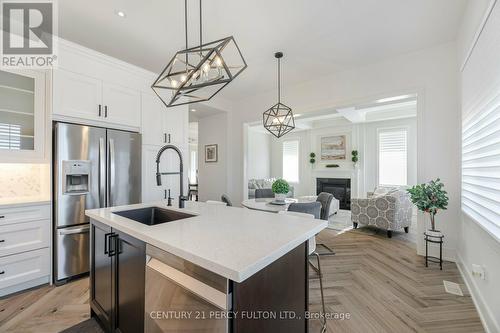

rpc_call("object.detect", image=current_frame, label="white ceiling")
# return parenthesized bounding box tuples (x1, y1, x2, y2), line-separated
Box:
(57, 0, 467, 101)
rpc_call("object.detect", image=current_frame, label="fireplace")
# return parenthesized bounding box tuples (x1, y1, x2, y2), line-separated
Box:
(316, 178, 351, 210)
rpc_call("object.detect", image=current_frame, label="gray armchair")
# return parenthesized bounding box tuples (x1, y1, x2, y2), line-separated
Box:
(351, 187, 413, 238)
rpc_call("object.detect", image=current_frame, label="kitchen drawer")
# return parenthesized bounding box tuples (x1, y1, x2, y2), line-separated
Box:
(0, 247, 50, 290)
(0, 204, 50, 225)
(0, 219, 50, 257)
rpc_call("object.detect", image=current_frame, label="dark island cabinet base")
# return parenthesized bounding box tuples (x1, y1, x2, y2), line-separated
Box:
(90, 219, 146, 333)
(91, 216, 308, 333)
(231, 242, 308, 333)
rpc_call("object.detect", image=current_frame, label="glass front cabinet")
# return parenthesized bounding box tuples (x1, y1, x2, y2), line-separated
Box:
(0, 69, 48, 162)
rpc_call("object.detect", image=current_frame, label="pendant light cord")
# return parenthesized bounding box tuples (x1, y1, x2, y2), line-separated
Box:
(184, 0, 188, 67)
(199, 0, 202, 47)
(277, 57, 281, 103)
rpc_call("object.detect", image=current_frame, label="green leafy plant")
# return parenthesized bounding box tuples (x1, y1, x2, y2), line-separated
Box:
(351, 150, 359, 163)
(309, 152, 316, 164)
(272, 178, 290, 194)
(407, 178, 449, 231)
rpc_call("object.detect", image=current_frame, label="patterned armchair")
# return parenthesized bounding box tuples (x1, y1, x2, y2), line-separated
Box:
(351, 187, 413, 238)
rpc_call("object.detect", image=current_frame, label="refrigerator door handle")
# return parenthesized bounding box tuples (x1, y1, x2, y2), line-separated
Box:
(99, 137, 105, 208)
(108, 138, 115, 207)
(59, 225, 90, 235)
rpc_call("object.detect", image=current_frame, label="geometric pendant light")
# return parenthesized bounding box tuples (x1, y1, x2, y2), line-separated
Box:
(152, 0, 247, 107)
(263, 52, 295, 138)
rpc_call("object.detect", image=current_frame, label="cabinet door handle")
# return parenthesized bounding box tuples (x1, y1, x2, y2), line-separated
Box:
(104, 105, 108, 118)
(0, 215, 5, 219)
(164, 133, 167, 143)
(0, 271, 4, 275)
(168, 134, 171, 143)
(108, 234, 118, 257)
(0, 239, 4, 243)
(104, 232, 112, 254)
(98, 104, 102, 117)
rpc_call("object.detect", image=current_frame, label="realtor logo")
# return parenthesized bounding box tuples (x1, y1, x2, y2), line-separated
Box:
(1, 0, 57, 68)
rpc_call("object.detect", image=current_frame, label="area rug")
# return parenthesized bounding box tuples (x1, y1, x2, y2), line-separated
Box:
(60, 318, 104, 333)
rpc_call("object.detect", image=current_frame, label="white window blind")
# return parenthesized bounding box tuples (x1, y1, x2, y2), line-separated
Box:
(378, 129, 408, 186)
(283, 140, 299, 183)
(462, 93, 500, 239)
(0, 123, 21, 150)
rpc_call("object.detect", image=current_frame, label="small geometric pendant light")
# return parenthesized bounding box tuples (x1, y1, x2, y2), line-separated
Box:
(152, 0, 247, 107)
(263, 52, 295, 138)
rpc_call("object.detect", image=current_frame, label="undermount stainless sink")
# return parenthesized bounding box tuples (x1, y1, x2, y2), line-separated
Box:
(112, 207, 195, 226)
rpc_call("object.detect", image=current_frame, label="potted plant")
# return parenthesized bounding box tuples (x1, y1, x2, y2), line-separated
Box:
(272, 178, 290, 202)
(407, 178, 449, 237)
(351, 150, 359, 166)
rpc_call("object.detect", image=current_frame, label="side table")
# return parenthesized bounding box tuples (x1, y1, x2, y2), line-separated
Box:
(424, 232, 444, 270)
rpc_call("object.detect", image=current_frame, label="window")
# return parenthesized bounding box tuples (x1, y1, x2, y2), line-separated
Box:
(378, 129, 408, 186)
(0, 123, 21, 150)
(462, 93, 500, 240)
(189, 150, 197, 182)
(283, 140, 299, 183)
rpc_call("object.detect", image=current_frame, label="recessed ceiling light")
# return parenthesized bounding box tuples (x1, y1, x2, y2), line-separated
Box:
(115, 10, 126, 18)
(191, 109, 196, 112)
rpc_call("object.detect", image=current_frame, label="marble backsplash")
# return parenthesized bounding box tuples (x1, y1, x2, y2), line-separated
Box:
(0, 163, 50, 202)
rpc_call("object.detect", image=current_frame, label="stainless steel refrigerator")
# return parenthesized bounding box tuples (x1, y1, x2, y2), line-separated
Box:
(53, 122, 141, 284)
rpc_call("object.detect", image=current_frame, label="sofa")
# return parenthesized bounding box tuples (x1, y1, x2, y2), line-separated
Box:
(248, 178, 294, 199)
(350, 186, 413, 238)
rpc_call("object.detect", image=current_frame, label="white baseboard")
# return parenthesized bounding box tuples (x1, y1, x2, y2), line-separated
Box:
(456, 254, 500, 333)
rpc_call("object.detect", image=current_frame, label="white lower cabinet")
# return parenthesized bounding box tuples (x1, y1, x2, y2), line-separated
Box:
(0, 219, 50, 257)
(0, 248, 50, 295)
(0, 203, 51, 297)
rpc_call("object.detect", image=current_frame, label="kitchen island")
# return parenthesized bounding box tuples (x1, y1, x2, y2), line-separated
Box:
(85, 200, 327, 333)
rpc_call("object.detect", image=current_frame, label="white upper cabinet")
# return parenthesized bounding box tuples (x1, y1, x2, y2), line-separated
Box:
(53, 69, 141, 129)
(0, 69, 48, 163)
(53, 69, 102, 121)
(162, 104, 188, 146)
(141, 93, 165, 145)
(102, 82, 141, 128)
(141, 93, 188, 146)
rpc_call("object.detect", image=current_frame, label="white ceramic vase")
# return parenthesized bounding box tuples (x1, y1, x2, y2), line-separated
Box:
(275, 193, 286, 202)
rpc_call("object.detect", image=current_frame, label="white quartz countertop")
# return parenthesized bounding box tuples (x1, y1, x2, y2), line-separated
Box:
(85, 201, 327, 283)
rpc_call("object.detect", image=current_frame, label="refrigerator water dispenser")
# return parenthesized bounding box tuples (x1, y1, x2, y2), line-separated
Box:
(62, 160, 90, 195)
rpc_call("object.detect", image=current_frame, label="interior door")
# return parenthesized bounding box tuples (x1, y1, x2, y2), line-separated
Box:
(53, 69, 102, 121)
(102, 82, 141, 128)
(106, 129, 141, 207)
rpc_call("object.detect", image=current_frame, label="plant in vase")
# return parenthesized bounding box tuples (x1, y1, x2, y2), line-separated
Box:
(309, 152, 316, 165)
(407, 178, 449, 237)
(351, 150, 359, 166)
(272, 178, 290, 202)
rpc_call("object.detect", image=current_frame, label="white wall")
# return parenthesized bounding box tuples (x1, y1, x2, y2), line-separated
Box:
(229, 42, 460, 260)
(270, 129, 310, 196)
(266, 116, 416, 198)
(197, 112, 228, 202)
(457, 1, 500, 332)
(247, 129, 271, 180)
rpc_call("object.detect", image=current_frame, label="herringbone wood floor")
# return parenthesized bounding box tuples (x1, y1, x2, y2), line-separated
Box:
(0, 228, 484, 333)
